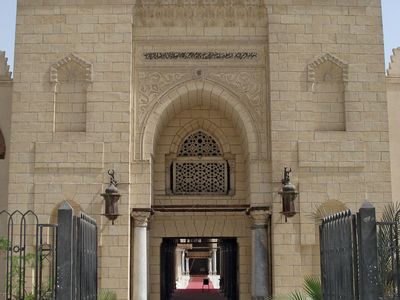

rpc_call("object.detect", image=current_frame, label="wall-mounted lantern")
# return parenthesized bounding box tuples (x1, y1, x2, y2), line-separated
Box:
(101, 169, 121, 225)
(278, 167, 298, 222)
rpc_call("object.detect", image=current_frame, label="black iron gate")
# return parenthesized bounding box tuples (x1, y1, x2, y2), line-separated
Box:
(0, 202, 97, 300)
(56, 202, 98, 300)
(319, 202, 400, 300)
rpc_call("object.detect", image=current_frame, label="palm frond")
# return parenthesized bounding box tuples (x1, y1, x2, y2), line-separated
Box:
(377, 202, 400, 296)
(289, 290, 307, 300)
(307, 200, 348, 223)
(303, 276, 322, 300)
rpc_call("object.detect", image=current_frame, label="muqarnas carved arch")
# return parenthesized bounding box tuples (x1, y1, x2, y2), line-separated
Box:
(308, 53, 348, 131)
(50, 54, 92, 132)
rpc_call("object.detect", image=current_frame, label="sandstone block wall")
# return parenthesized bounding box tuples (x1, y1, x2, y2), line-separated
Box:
(7, 0, 393, 298)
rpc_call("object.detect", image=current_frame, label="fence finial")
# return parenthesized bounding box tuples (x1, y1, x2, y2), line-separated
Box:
(361, 201, 374, 209)
(59, 201, 73, 211)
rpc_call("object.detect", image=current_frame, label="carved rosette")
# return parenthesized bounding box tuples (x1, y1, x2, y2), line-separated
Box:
(131, 210, 152, 227)
(249, 209, 271, 227)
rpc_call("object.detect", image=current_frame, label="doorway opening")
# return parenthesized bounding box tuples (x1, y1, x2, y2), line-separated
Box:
(160, 237, 238, 300)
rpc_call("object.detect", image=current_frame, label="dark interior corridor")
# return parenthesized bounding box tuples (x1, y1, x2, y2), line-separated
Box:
(160, 237, 238, 300)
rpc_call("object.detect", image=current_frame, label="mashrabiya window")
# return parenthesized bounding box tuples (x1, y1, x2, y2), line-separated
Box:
(171, 131, 230, 195)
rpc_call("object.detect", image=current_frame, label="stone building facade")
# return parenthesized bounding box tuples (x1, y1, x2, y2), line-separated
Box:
(0, 51, 12, 297)
(387, 48, 400, 203)
(4, 0, 394, 299)
(0, 51, 12, 214)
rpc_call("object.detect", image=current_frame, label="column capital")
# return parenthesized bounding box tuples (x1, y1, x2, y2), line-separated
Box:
(248, 207, 271, 227)
(131, 208, 152, 227)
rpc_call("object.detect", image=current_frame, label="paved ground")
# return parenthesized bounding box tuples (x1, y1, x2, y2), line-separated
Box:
(171, 276, 227, 300)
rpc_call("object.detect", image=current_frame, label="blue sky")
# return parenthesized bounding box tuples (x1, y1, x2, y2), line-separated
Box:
(0, 1, 399, 72)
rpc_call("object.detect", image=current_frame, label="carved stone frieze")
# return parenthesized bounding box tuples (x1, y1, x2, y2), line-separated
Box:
(137, 71, 191, 124)
(208, 71, 264, 119)
(136, 69, 265, 126)
(135, 45, 264, 67)
(131, 210, 152, 227)
(133, 0, 267, 27)
(143, 52, 258, 61)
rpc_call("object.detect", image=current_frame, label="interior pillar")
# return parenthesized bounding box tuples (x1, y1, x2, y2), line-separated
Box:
(185, 257, 190, 276)
(212, 248, 217, 275)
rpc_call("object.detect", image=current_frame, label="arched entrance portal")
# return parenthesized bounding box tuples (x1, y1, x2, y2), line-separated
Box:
(131, 79, 272, 299)
(161, 238, 238, 300)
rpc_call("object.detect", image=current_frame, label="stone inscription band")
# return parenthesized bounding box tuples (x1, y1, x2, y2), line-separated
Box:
(143, 51, 258, 60)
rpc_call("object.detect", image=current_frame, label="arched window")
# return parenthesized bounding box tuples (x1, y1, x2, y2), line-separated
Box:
(0, 129, 5, 159)
(170, 131, 231, 195)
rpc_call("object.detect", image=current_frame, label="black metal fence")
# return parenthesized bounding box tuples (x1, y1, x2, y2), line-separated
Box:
(319, 202, 397, 300)
(0, 202, 97, 300)
(320, 210, 357, 299)
(0, 210, 57, 300)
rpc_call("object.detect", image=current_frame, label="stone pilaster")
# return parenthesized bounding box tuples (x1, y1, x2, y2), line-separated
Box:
(132, 209, 152, 300)
(249, 208, 271, 300)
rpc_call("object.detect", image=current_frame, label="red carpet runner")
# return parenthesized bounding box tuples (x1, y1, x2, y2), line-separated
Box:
(171, 276, 227, 300)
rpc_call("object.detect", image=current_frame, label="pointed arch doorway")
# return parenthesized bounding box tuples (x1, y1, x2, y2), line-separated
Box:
(161, 237, 238, 300)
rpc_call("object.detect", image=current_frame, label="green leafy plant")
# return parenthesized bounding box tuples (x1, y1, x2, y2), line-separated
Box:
(376, 202, 400, 298)
(99, 289, 118, 300)
(0, 236, 36, 300)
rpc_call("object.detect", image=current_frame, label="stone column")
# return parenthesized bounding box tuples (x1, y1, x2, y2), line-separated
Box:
(132, 210, 151, 300)
(181, 251, 186, 275)
(185, 257, 190, 276)
(250, 209, 271, 300)
(212, 249, 217, 275)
